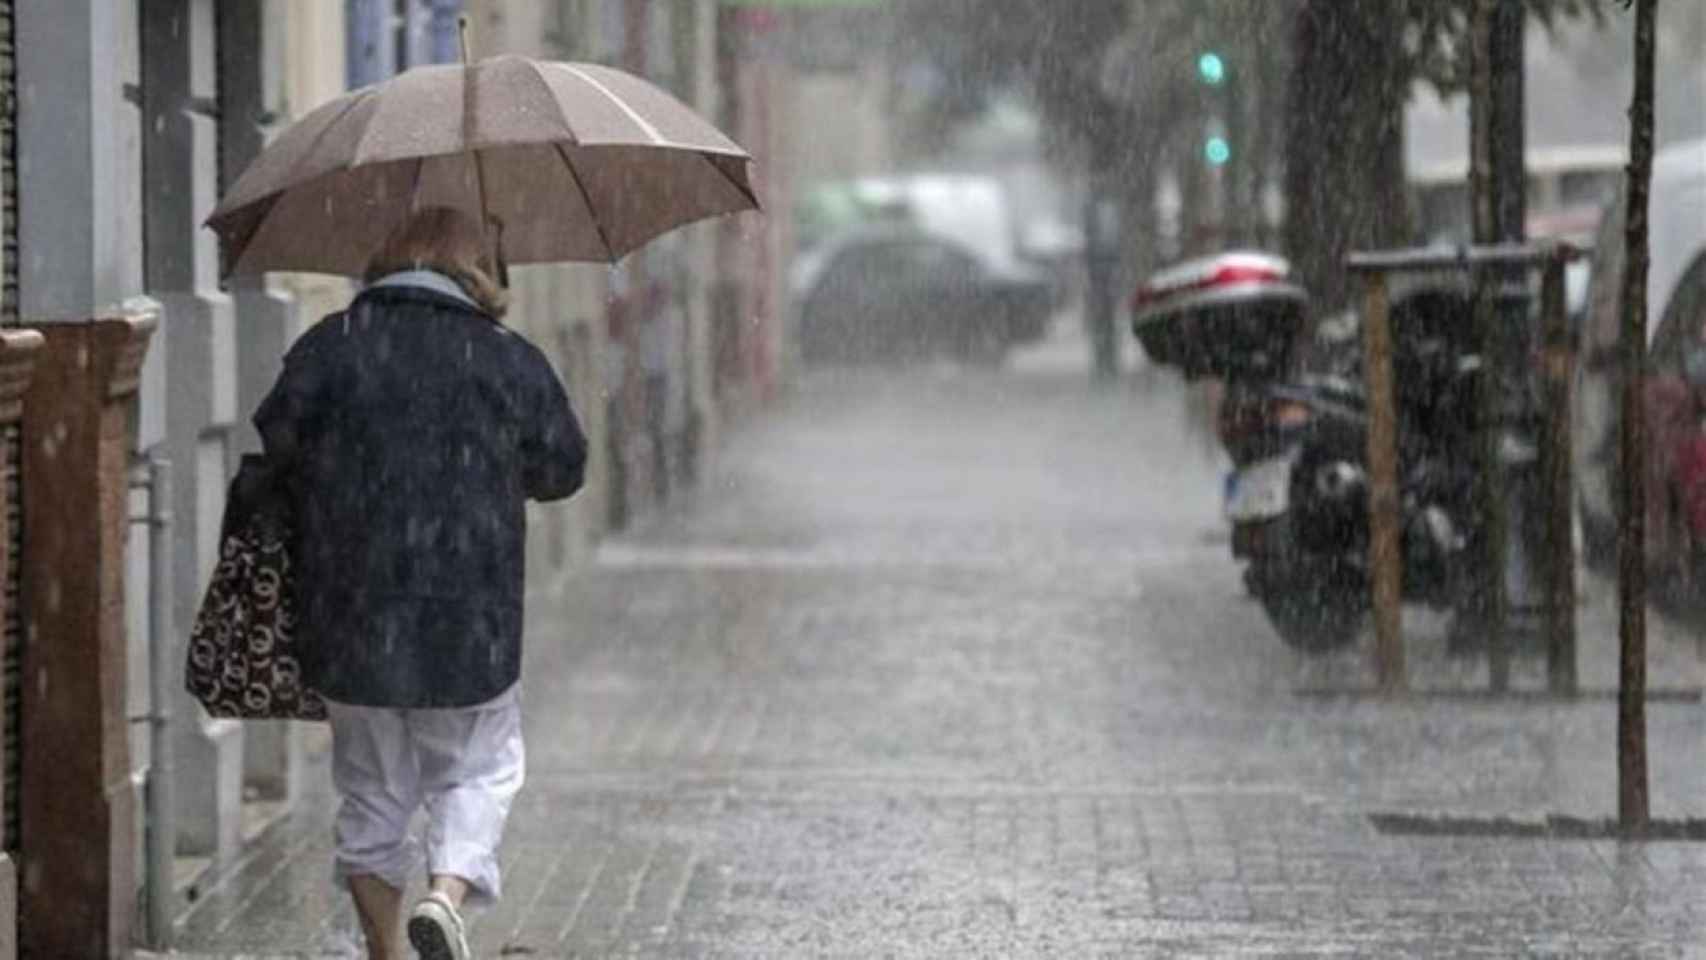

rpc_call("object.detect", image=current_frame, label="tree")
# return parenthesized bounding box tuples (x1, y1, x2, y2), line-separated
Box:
(1283, 0, 1609, 311)
(1281, 3, 1410, 313)
(888, 1, 1613, 318)
(1616, 0, 1657, 836)
(887, 0, 1132, 158)
(887, 0, 1143, 378)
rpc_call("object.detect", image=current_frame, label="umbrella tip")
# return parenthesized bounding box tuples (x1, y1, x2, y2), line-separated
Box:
(458, 14, 471, 65)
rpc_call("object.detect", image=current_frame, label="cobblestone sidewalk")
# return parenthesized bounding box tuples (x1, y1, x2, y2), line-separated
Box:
(170, 364, 1706, 957)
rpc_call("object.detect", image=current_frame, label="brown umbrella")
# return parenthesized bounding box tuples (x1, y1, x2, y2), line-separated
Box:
(206, 54, 758, 277)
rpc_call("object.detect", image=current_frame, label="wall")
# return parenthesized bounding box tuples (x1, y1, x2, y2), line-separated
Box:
(15, 3, 148, 953)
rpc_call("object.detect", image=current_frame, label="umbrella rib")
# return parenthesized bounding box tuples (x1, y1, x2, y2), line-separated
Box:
(557, 64, 666, 146)
(222, 89, 372, 221)
(554, 142, 618, 261)
(519, 59, 580, 147)
(217, 90, 376, 276)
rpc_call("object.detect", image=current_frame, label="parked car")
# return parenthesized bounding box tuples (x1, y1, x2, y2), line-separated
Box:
(1574, 136, 1706, 589)
(791, 224, 1054, 364)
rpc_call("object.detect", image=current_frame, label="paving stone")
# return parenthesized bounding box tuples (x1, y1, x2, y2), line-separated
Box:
(173, 361, 1706, 957)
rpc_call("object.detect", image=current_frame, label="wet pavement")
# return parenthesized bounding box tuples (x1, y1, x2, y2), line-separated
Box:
(171, 327, 1706, 957)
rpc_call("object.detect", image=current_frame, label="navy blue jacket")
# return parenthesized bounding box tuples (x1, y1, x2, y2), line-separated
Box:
(255, 285, 586, 708)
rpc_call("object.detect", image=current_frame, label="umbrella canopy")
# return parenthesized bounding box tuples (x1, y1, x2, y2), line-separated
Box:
(207, 55, 759, 277)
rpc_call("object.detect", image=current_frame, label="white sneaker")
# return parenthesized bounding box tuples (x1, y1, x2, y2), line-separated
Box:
(407, 891, 470, 960)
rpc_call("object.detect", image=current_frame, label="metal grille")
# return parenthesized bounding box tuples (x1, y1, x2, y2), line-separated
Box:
(3, 423, 20, 854)
(0, 0, 16, 327)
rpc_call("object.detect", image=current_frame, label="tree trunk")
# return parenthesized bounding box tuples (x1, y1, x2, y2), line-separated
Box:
(1618, 0, 1658, 837)
(1281, 0, 1409, 312)
(1467, 0, 1531, 689)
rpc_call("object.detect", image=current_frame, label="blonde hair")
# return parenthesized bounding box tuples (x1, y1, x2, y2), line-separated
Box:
(363, 206, 509, 317)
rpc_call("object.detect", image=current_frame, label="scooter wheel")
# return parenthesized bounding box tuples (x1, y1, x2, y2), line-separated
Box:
(1256, 580, 1366, 652)
(1247, 556, 1367, 652)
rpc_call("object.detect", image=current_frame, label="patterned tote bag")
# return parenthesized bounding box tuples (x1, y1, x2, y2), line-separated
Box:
(185, 455, 327, 722)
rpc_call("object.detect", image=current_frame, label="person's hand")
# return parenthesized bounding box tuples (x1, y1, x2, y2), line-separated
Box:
(485, 213, 510, 289)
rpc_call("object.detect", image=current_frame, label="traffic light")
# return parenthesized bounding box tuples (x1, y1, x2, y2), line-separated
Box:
(1197, 50, 1229, 167)
(1197, 52, 1226, 86)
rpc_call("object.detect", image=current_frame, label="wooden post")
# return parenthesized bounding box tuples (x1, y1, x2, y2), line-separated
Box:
(1617, 0, 1657, 837)
(1362, 273, 1406, 692)
(18, 315, 156, 959)
(1539, 255, 1577, 694)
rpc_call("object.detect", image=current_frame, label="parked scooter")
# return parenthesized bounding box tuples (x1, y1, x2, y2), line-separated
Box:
(1131, 252, 1486, 650)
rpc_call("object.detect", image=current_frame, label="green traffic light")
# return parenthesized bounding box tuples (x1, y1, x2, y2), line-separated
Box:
(1198, 52, 1226, 86)
(1205, 136, 1231, 165)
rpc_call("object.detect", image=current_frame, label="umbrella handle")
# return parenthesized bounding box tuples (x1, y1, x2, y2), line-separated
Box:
(458, 14, 472, 65)
(487, 214, 510, 290)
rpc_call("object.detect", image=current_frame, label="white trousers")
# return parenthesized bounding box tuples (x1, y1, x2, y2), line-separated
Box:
(327, 689, 524, 906)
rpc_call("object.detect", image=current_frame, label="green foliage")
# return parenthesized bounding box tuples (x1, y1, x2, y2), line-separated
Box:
(891, 0, 1614, 143)
(1405, 0, 1611, 95)
(887, 0, 1134, 147)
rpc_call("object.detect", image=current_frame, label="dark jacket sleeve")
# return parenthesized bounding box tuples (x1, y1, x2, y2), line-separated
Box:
(253, 319, 332, 469)
(521, 348, 588, 502)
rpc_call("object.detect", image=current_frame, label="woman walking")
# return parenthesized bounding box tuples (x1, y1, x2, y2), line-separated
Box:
(254, 206, 587, 959)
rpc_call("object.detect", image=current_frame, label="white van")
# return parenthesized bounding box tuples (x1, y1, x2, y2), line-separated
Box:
(1574, 137, 1706, 567)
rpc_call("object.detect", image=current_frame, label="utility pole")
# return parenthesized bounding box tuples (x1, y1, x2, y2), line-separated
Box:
(1618, 0, 1659, 837)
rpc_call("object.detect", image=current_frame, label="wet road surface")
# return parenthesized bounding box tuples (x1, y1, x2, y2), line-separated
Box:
(171, 334, 1706, 957)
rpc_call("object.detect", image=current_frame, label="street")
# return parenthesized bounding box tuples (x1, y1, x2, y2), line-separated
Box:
(172, 326, 1706, 958)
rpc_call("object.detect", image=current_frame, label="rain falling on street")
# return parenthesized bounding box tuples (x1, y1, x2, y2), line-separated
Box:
(168, 323, 1706, 956)
(14, 2, 1706, 959)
